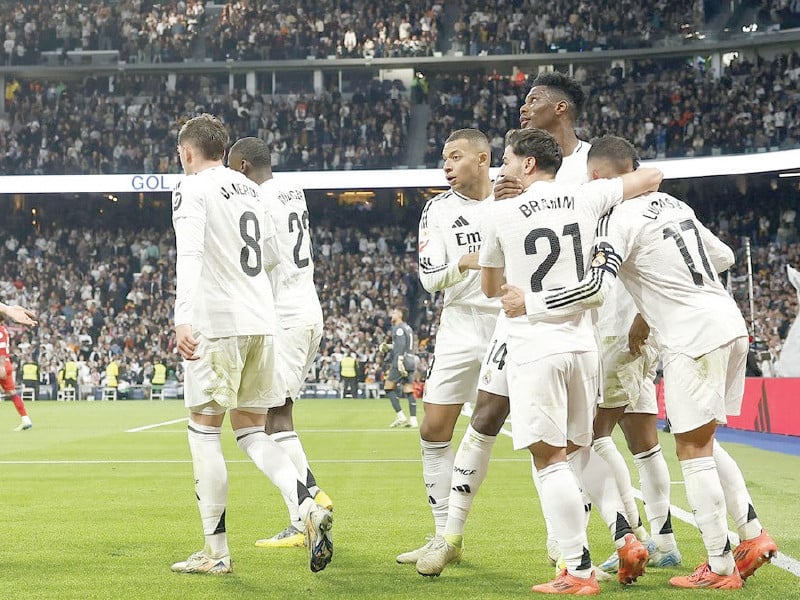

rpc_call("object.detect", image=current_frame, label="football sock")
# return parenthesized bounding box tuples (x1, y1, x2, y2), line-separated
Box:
(445, 425, 496, 536)
(407, 396, 417, 417)
(633, 445, 677, 550)
(388, 389, 402, 413)
(187, 421, 229, 558)
(237, 426, 312, 528)
(713, 440, 763, 541)
(593, 436, 646, 540)
(538, 461, 592, 579)
(532, 463, 557, 551)
(21, 414, 32, 426)
(269, 431, 319, 527)
(10, 394, 27, 417)
(680, 456, 735, 575)
(568, 446, 632, 548)
(421, 438, 454, 534)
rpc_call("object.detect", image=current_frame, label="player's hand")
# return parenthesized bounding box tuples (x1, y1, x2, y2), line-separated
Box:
(493, 175, 524, 200)
(379, 342, 390, 353)
(175, 324, 200, 361)
(0, 304, 36, 326)
(397, 357, 408, 377)
(500, 284, 526, 317)
(457, 252, 481, 272)
(628, 313, 651, 356)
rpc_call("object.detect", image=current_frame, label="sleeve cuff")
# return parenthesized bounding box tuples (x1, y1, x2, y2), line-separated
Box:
(524, 292, 548, 322)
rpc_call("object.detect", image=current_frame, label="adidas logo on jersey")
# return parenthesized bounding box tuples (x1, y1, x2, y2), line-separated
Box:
(452, 216, 470, 228)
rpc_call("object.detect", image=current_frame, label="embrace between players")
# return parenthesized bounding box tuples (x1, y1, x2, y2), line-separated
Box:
(402, 72, 777, 595)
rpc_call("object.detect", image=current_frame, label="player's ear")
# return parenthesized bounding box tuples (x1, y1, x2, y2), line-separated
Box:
(524, 156, 536, 175)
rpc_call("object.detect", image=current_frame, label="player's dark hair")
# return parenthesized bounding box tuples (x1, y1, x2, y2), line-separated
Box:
(230, 136, 271, 168)
(445, 128, 490, 153)
(588, 135, 640, 172)
(178, 113, 228, 161)
(505, 128, 563, 175)
(530, 72, 586, 116)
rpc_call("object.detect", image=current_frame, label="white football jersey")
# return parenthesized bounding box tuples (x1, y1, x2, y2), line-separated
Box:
(557, 139, 640, 337)
(418, 188, 500, 313)
(555, 139, 591, 184)
(260, 179, 323, 328)
(480, 177, 623, 361)
(530, 192, 746, 357)
(172, 165, 279, 337)
(488, 140, 597, 348)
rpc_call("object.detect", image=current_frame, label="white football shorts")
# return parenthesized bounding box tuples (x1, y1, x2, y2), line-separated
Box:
(423, 306, 498, 405)
(272, 322, 323, 402)
(599, 335, 659, 414)
(661, 336, 747, 434)
(477, 314, 511, 397)
(185, 333, 283, 415)
(507, 350, 599, 451)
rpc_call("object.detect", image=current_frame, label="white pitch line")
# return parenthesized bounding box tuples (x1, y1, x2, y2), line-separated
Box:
(126, 417, 188, 433)
(0, 457, 530, 465)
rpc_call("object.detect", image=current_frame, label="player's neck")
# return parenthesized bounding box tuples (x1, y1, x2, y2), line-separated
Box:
(522, 171, 556, 190)
(457, 177, 493, 201)
(256, 171, 273, 186)
(186, 159, 223, 175)
(549, 124, 580, 157)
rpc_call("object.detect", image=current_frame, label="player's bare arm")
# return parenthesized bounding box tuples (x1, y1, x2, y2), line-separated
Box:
(481, 266, 506, 298)
(620, 167, 663, 200)
(0, 303, 36, 326)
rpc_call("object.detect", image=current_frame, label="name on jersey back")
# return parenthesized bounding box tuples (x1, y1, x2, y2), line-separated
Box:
(518, 195, 575, 217)
(220, 182, 259, 199)
(642, 195, 684, 220)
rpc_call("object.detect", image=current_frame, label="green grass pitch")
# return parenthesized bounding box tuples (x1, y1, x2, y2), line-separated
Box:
(1, 399, 799, 599)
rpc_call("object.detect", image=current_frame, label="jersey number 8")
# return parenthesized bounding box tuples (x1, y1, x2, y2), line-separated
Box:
(239, 211, 262, 277)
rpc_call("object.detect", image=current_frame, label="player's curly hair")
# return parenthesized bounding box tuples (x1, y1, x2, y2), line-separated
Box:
(530, 72, 586, 116)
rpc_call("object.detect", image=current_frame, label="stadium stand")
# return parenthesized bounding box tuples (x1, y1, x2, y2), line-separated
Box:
(0, 0, 798, 391)
(2, 51, 798, 175)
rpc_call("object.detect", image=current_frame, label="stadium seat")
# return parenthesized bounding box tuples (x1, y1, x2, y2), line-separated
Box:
(21, 387, 35, 402)
(62, 387, 76, 402)
(102, 387, 117, 401)
(150, 385, 164, 401)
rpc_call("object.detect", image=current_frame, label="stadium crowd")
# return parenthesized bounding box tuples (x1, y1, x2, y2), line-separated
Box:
(0, 220, 429, 395)
(425, 52, 800, 166)
(2, 76, 409, 174)
(210, 0, 442, 61)
(3, 50, 798, 175)
(0, 0, 206, 66)
(0, 0, 720, 65)
(452, 0, 701, 56)
(0, 198, 797, 395)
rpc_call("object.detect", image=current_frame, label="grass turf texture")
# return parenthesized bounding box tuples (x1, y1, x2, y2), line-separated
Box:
(2, 399, 798, 599)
